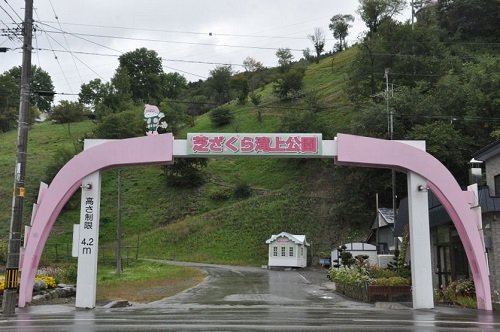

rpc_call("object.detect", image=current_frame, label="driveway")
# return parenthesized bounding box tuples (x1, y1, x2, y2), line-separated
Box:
(3, 261, 500, 331)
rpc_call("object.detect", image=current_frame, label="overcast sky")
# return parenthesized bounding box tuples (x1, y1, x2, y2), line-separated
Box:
(1, 0, 411, 103)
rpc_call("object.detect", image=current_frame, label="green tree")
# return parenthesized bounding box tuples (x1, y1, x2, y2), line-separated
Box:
(329, 14, 355, 51)
(280, 109, 323, 134)
(50, 100, 85, 124)
(160, 72, 187, 99)
(275, 48, 294, 72)
(405, 122, 468, 180)
(165, 158, 207, 188)
(250, 92, 263, 122)
(186, 95, 211, 116)
(272, 67, 305, 100)
(0, 73, 19, 132)
(93, 67, 134, 119)
(358, 0, 406, 35)
(93, 109, 145, 139)
(437, 0, 500, 42)
(302, 48, 315, 63)
(79, 78, 109, 108)
(117, 48, 164, 103)
(4, 65, 55, 112)
(208, 65, 233, 104)
(159, 98, 192, 135)
(308, 28, 326, 64)
(210, 107, 233, 127)
(231, 75, 249, 104)
(242, 56, 264, 72)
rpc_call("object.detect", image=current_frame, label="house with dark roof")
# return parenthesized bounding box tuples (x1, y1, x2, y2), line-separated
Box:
(366, 208, 399, 254)
(472, 140, 500, 301)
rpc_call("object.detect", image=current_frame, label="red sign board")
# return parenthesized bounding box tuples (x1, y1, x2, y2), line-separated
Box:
(187, 133, 322, 156)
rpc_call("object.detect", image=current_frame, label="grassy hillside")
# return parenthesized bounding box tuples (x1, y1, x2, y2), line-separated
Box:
(0, 121, 96, 232)
(1, 48, 368, 266)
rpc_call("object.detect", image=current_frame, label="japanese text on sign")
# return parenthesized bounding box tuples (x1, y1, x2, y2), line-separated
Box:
(81, 197, 94, 255)
(187, 133, 322, 156)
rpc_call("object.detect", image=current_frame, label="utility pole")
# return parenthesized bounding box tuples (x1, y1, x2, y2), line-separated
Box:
(2, 0, 33, 316)
(385, 68, 397, 249)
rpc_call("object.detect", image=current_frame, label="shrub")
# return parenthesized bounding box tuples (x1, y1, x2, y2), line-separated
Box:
(370, 277, 410, 286)
(0, 238, 7, 265)
(328, 267, 370, 286)
(454, 296, 477, 309)
(233, 182, 252, 198)
(60, 264, 78, 284)
(208, 187, 232, 201)
(43, 147, 76, 184)
(368, 265, 397, 279)
(210, 107, 233, 127)
(272, 67, 305, 100)
(436, 279, 476, 308)
(165, 158, 207, 188)
(442, 279, 475, 301)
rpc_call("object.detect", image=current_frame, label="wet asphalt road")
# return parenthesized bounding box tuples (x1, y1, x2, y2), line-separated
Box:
(2, 262, 500, 331)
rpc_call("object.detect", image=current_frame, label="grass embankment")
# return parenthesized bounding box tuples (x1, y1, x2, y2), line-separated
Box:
(0, 120, 96, 234)
(1, 48, 364, 268)
(96, 260, 205, 303)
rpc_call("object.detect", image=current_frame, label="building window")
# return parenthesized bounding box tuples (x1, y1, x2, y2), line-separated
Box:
(300, 247, 304, 256)
(281, 246, 286, 256)
(273, 246, 278, 257)
(495, 174, 500, 196)
(289, 247, 294, 257)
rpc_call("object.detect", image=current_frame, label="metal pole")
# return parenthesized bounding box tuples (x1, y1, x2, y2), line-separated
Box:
(376, 193, 380, 252)
(385, 68, 397, 252)
(115, 169, 122, 274)
(2, 0, 33, 316)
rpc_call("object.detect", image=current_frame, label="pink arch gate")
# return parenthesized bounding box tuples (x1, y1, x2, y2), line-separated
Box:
(18, 133, 492, 310)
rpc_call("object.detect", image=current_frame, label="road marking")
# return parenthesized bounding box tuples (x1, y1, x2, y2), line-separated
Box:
(298, 273, 310, 283)
(353, 318, 500, 326)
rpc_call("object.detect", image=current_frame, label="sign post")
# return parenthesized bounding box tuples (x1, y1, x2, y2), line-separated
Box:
(75, 171, 101, 308)
(73, 139, 106, 309)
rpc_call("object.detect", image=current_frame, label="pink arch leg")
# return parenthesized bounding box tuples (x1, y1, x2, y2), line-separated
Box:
(19, 134, 173, 307)
(336, 134, 492, 311)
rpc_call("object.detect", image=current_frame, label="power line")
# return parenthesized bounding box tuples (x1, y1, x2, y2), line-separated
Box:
(33, 46, 246, 68)
(34, 47, 117, 57)
(47, 0, 84, 86)
(163, 65, 207, 79)
(35, 8, 74, 94)
(3, 0, 22, 21)
(37, 22, 123, 54)
(44, 33, 106, 81)
(0, 4, 22, 33)
(163, 58, 244, 67)
(396, 113, 500, 123)
(39, 27, 305, 52)
(37, 19, 329, 41)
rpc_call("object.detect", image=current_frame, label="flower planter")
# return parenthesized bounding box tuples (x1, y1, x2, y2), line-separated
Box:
(367, 285, 412, 303)
(335, 282, 412, 303)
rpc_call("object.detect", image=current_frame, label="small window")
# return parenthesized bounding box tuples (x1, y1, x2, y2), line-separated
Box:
(495, 174, 500, 196)
(300, 247, 304, 256)
(281, 247, 286, 256)
(289, 247, 294, 257)
(273, 247, 278, 257)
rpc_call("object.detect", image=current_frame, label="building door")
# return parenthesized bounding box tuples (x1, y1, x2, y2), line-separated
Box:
(450, 232, 470, 281)
(436, 245, 451, 288)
